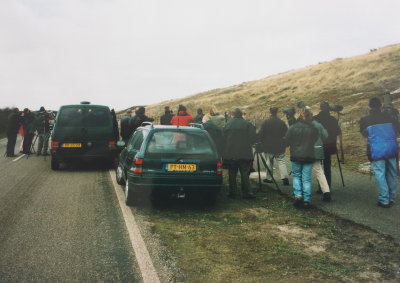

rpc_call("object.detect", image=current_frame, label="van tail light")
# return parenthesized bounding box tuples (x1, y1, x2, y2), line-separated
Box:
(132, 158, 143, 174)
(51, 141, 59, 154)
(109, 141, 116, 149)
(217, 161, 223, 175)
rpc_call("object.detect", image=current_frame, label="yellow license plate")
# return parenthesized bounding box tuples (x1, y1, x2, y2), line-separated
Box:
(62, 143, 82, 148)
(167, 163, 196, 172)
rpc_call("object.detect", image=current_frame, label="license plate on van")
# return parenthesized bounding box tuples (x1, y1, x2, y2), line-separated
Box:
(62, 143, 82, 148)
(167, 164, 196, 172)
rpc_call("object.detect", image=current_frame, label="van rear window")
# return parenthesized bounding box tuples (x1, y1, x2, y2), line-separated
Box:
(58, 107, 111, 127)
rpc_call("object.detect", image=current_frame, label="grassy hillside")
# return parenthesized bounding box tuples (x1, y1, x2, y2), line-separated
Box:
(140, 44, 400, 169)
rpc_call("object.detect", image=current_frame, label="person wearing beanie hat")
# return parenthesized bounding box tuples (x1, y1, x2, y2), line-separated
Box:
(170, 104, 194, 126)
(120, 109, 133, 144)
(39, 106, 45, 112)
(360, 96, 400, 208)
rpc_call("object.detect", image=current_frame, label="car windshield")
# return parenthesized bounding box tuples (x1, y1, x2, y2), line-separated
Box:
(145, 130, 214, 157)
(57, 107, 111, 127)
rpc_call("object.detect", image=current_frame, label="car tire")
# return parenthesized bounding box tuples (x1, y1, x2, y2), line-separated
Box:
(125, 182, 134, 206)
(51, 157, 59, 170)
(116, 164, 126, 185)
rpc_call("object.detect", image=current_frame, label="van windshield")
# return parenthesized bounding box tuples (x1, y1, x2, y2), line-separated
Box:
(58, 107, 111, 127)
(145, 130, 214, 157)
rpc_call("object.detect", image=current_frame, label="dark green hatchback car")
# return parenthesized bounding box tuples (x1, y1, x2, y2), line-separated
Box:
(50, 102, 119, 170)
(116, 123, 223, 205)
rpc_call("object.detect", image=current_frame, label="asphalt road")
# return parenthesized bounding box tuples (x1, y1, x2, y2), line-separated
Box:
(251, 153, 400, 242)
(0, 138, 142, 282)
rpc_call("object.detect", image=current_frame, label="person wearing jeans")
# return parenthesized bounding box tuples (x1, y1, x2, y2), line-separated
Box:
(359, 97, 399, 208)
(284, 107, 318, 208)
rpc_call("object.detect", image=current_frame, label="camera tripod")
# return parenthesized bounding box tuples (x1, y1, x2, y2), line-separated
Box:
(253, 146, 281, 193)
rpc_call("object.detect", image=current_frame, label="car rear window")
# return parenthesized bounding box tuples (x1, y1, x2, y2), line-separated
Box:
(58, 107, 111, 127)
(145, 130, 214, 156)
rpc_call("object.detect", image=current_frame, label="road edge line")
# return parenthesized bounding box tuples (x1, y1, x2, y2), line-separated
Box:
(109, 170, 160, 283)
(12, 154, 26, 162)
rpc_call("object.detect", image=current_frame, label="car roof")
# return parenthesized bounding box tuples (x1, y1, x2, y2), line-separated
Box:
(139, 124, 206, 133)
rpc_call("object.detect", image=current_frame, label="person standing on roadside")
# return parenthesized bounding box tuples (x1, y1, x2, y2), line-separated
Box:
(194, 108, 204, 124)
(284, 107, 318, 208)
(258, 107, 289, 186)
(160, 106, 174, 125)
(130, 106, 154, 134)
(359, 97, 399, 208)
(223, 108, 257, 199)
(35, 106, 51, 156)
(170, 105, 194, 126)
(311, 109, 331, 202)
(6, 108, 20, 157)
(120, 109, 133, 144)
(313, 101, 341, 190)
(21, 108, 35, 155)
(202, 114, 224, 156)
(210, 105, 226, 128)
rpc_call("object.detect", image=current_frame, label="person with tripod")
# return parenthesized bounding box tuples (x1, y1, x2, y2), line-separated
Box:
(359, 97, 399, 208)
(313, 101, 341, 191)
(35, 106, 51, 156)
(258, 107, 290, 186)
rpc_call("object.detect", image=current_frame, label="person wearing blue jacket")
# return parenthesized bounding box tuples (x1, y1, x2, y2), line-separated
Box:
(359, 97, 399, 208)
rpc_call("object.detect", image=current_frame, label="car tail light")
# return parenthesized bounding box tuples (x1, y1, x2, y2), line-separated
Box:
(109, 141, 116, 149)
(132, 158, 143, 174)
(217, 161, 223, 175)
(51, 141, 59, 153)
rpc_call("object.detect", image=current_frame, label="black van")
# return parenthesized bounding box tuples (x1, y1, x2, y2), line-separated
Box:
(50, 102, 119, 170)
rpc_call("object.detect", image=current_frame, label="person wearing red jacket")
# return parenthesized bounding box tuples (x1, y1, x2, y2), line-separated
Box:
(170, 105, 194, 126)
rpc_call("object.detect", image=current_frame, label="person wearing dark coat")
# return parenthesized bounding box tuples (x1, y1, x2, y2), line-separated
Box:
(120, 109, 133, 144)
(170, 105, 194, 126)
(284, 108, 318, 208)
(258, 107, 289, 185)
(359, 97, 399, 208)
(35, 106, 51, 155)
(6, 108, 20, 157)
(160, 106, 174, 125)
(21, 108, 35, 155)
(313, 101, 341, 189)
(194, 108, 204, 124)
(223, 108, 257, 199)
(129, 106, 154, 135)
(202, 114, 223, 157)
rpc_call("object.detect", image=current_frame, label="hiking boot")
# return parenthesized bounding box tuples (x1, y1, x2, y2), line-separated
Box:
(323, 192, 331, 202)
(42, 152, 49, 156)
(36, 152, 41, 156)
(378, 202, 390, 208)
(294, 196, 303, 208)
(389, 201, 395, 207)
(302, 202, 311, 209)
(263, 179, 273, 183)
(282, 178, 290, 186)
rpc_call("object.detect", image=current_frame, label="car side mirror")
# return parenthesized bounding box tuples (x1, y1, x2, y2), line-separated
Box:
(117, 140, 126, 148)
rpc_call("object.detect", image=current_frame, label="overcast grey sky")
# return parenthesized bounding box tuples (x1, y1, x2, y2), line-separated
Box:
(1, 0, 399, 111)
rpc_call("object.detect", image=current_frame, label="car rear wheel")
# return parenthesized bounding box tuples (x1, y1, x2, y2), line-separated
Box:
(51, 157, 59, 170)
(116, 164, 125, 185)
(125, 182, 134, 206)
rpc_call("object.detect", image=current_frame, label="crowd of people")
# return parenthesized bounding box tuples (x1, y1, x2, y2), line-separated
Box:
(6, 106, 51, 157)
(7, 96, 398, 209)
(120, 98, 397, 209)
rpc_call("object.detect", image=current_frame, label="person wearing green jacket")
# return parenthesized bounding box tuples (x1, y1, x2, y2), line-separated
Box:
(284, 107, 318, 208)
(223, 108, 257, 199)
(312, 114, 331, 202)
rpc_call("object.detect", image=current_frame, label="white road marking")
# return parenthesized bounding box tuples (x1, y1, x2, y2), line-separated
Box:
(12, 154, 26, 162)
(109, 170, 160, 283)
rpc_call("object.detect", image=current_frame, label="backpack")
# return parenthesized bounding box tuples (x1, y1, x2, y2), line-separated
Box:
(367, 123, 398, 161)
